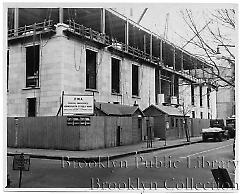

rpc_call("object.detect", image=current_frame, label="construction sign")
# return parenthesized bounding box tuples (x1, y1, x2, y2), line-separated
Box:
(63, 94, 94, 115)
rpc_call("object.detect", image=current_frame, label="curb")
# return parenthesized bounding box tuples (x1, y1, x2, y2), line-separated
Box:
(7, 140, 202, 162)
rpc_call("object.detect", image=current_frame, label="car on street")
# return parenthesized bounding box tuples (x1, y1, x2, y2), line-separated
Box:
(226, 116, 235, 138)
(201, 119, 229, 142)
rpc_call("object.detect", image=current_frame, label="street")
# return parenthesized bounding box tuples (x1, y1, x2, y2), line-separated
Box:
(7, 139, 235, 189)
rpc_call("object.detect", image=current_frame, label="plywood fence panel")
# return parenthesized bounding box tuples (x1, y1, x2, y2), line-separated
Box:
(191, 118, 210, 137)
(7, 117, 15, 147)
(104, 117, 118, 148)
(46, 117, 60, 149)
(83, 116, 105, 150)
(120, 117, 133, 145)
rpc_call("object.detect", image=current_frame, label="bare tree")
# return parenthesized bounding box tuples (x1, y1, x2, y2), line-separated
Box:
(178, 100, 192, 142)
(177, 84, 193, 142)
(179, 8, 235, 88)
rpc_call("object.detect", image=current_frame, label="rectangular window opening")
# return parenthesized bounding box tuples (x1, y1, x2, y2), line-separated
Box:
(200, 112, 203, 119)
(200, 85, 203, 107)
(207, 87, 211, 108)
(111, 58, 120, 94)
(191, 84, 194, 105)
(192, 111, 195, 118)
(171, 117, 174, 128)
(86, 49, 97, 90)
(7, 50, 9, 90)
(138, 118, 142, 129)
(27, 98, 36, 117)
(26, 45, 39, 88)
(132, 64, 139, 96)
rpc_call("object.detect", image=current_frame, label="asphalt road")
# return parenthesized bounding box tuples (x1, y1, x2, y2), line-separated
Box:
(7, 139, 235, 190)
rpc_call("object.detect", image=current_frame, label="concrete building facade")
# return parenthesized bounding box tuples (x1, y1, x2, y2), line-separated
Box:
(7, 8, 217, 119)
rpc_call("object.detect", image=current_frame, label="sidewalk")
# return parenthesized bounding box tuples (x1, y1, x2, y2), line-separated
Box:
(7, 137, 202, 162)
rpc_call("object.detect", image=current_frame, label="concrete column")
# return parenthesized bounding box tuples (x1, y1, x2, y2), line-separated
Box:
(171, 74, 175, 96)
(173, 46, 176, 70)
(155, 68, 162, 104)
(101, 8, 106, 34)
(125, 19, 129, 51)
(159, 69, 162, 94)
(143, 34, 146, 53)
(14, 8, 19, 36)
(181, 51, 184, 72)
(150, 33, 153, 60)
(194, 59, 197, 77)
(189, 56, 192, 75)
(202, 64, 205, 79)
(59, 8, 64, 23)
(160, 39, 163, 61)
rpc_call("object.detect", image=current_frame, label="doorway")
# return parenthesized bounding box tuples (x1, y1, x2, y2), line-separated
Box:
(27, 98, 36, 117)
(116, 126, 121, 146)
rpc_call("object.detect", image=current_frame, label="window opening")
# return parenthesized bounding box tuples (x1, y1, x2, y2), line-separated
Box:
(86, 49, 97, 89)
(111, 58, 120, 94)
(26, 45, 39, 87)
(27, 98, 36, 117)
(132, 64, 139, 96)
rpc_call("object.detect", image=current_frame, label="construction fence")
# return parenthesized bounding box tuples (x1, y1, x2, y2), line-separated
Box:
(7, 116, 209, 151)
(191, 118, 210, 137)
(7, 116, 152, 151)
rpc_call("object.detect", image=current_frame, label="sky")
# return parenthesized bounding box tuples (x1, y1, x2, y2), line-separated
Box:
(114, 4, 236, 53)
(112, 4, 236, 61)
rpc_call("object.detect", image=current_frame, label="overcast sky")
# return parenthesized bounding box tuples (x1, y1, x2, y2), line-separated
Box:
(114, 4, 236, 50)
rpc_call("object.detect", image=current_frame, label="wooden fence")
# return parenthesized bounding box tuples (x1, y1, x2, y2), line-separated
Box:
(191, 118, 210, 137)
(7, 116, 149, 151)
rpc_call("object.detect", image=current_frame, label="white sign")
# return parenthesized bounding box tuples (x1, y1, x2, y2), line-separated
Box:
(63, 95, 94, 115)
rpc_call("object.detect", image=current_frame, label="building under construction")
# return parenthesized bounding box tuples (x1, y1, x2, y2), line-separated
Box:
(7, 8, 217, 119)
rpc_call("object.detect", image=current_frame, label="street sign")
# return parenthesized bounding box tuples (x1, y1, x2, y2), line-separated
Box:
(12, 153, 30, 188)
(13, 153, 30, 171)
(63, 94, 94, 115)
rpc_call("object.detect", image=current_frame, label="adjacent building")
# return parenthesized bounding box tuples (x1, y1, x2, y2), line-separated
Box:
(215, 63, 235, 119)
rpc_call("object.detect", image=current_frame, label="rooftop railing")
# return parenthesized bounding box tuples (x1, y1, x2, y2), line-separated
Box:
(8, 20, 55, 38)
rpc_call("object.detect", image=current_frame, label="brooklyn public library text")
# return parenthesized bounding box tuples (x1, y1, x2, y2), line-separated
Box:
(61, 155, 237, 169)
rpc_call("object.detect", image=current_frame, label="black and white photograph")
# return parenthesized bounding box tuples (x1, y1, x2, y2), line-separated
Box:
(2, 1, 238, 191)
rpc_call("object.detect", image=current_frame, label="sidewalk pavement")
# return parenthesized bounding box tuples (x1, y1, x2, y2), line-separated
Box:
(7, 136, 202, 162)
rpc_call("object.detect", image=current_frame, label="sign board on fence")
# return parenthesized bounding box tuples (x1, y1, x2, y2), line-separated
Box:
(63, 95, 94, 115)
(13, 154, 30, 171)
(80, 116, 91, 126)
(67, 116, 80, 126)
(67, 116, 91, 126)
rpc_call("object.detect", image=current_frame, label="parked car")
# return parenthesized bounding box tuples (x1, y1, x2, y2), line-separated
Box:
(226, 116, 235, 138)
(201, 119, 229, 142)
